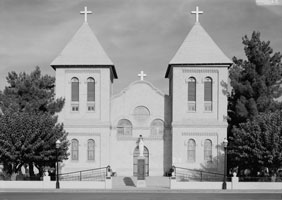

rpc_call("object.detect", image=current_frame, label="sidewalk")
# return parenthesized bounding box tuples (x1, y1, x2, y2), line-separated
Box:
(1, 188, 282, 193)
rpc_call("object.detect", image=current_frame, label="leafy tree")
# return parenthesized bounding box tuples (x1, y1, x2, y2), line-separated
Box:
(0, 67, 67, 178)
(0, 112, 69, 178)
(228, 111, 282, 175)
(229, 31, 282, 128)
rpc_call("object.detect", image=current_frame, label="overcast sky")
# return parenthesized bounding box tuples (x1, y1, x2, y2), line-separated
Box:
(0, 0, 282, 94)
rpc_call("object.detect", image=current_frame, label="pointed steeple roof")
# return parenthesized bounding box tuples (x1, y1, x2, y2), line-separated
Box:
(166, 6, 232, 78)
(51, 22, 117, 78)
(169, 22, 232, 65)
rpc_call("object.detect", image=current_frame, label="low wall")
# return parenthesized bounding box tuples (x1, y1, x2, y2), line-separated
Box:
(170, 179, 231, 189)
(170, 176, 282, 190)
(233, 182, 282, 190)
(0, 180, 110, 189)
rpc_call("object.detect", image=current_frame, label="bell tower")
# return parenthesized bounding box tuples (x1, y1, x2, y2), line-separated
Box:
(165, 6, 232, 169)
(50, 7, 117, 172)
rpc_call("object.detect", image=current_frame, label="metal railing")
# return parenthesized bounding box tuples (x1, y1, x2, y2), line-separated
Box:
(173, 166, 225, 182)
(59, 167, 108, 181)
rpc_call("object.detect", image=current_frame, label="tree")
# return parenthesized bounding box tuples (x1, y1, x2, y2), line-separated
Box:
(0, 66, 64, 114)
(0, 67, 67, 178)
(229, 31, 282, 128)
(0, 112, 69, 178)
(228, 111, 282, 175)
(228, 31, 282, 173)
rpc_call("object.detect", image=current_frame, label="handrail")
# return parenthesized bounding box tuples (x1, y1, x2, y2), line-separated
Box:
(59, 166, 108, 181)
(173, 166, 224, 182)
(175, 166, 224, 176)
(59, 167, 107, 176)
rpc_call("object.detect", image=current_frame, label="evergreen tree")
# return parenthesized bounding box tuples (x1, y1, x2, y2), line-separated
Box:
(229, 31, 282, 127)
(0, 66, 64, 114)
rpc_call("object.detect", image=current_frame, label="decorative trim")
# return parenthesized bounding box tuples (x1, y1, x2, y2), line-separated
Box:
(172, 123, 228, 128)
(182, 132, 218, 136)
(65, 69, 101, 74)
(64, 124, 111, 128)
(117, 136, 163, 141)
(68, 132, 101, 137)
(182, 69, 219, 74)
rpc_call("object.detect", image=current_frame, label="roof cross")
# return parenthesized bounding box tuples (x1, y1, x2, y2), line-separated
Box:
(138, 71, 147, 81)
(191, 6, 203, 23)
(80, 6, 92, 23)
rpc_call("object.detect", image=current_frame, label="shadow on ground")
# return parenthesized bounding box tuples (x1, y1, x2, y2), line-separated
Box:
(123, 177, 135, 187)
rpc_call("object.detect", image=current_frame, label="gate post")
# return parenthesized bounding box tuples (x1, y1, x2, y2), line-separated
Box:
(105, 165, 112, 189)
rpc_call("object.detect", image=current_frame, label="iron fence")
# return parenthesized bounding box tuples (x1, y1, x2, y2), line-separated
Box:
(59, 167, 107, 181)
(174, 166, 226, 182)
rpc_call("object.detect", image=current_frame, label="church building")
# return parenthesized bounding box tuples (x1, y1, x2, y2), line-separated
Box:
(51, 6, 232, 176)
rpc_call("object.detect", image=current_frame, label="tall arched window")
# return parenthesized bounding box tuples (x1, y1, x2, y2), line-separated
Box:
(71, 77, 79, 111)
(71, 139, 79, 160)
(87, 139, 95, 161)
(117, 119, 132, 136)
(204, 139, 212, 162)
(87, 77, 95, 111)
(204, 77, 212, 111)
(187, 139, 196, 162)
(150, 119, 164, 136)
(188, 77, 196, 111)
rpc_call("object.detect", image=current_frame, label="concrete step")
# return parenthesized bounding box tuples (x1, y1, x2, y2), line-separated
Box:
(112, 176, 170, 189)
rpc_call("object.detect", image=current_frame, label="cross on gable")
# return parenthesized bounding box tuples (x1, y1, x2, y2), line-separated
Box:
(191, 6, 203, 23)
(138, 71, 147, 81)
(80, 6, 92, 23)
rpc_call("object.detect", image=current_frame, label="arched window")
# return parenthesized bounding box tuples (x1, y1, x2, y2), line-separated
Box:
(87, 77, 95, 111)
(204, 77, 212, 111)
(71, 77, 79, 102)
(133, 106, 150, 122)
(117, 119, 132, 136)
(188, 77, 196, 111)
(87, 139, 95, 161)
(204, 139, 212, 162)
(71, 77, 79, 111)
(87, 77, 95, 101)
(150, 119, 164, 136)
(187, 139, 196, 162)
(71, 139, 79, 160)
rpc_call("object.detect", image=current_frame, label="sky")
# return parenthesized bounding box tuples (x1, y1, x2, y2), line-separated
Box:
(0, 0, 282, 94)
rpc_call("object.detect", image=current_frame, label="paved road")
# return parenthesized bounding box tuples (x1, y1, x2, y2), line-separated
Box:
(0, 192, 282, 200)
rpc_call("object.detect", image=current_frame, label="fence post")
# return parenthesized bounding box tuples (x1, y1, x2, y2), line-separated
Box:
(170, 166, 177, 189)
(231, 172, 238, 190)
(105, 165, 112, 189)
(200, 171, 203, 182)
(80, 171, 82, 181)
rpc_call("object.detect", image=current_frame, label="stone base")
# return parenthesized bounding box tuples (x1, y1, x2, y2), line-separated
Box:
(136, 180, 146, 188)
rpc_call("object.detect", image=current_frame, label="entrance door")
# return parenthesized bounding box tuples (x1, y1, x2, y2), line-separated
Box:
(133, 146, 149, 176)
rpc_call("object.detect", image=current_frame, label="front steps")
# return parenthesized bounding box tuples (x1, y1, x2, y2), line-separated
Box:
(112, 176, 170, 189)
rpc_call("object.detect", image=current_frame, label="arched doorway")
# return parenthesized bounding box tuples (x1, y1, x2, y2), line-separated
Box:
(133, 146, 149, 177)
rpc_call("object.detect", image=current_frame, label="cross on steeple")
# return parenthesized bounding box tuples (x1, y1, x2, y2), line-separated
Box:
(138, 71, 147, 81)
(191, 6, 203, 23)
(80, 6, 92, 23)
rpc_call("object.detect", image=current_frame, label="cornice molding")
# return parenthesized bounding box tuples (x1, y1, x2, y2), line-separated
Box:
(182, 69, 219, 74)
(65, 69, 101, 74)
